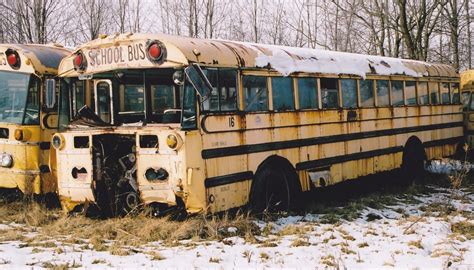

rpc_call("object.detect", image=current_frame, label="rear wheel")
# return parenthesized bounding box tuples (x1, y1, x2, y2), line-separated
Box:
(249, 156, 302, 214)
(401, 136, 426, 183)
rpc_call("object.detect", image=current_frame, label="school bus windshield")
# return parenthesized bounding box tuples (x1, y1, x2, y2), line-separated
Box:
(60, 69, 185, 127)
(0, 71, 40, 125)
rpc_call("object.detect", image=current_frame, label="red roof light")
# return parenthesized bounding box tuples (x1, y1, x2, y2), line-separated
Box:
(74, 54, 82, 67)
(148, 43, 162, 59)
(7, 54, 17, 66)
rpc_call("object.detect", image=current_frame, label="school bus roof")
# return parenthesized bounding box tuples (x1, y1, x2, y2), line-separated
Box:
(0, 44, 71, 76)
(58, 33, 458, 79)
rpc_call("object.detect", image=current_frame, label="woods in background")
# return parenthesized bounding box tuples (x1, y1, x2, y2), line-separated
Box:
(0, 0, 472, 71)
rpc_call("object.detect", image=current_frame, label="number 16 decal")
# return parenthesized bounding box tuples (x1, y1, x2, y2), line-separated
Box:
(229, 116, 235, 127)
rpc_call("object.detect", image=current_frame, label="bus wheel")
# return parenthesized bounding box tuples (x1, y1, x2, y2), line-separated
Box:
(401, 136, 426, 183)
(249, 156, 302, 214)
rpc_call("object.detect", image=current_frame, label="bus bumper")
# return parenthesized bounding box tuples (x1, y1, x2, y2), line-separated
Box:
(0, 168, 41, 194)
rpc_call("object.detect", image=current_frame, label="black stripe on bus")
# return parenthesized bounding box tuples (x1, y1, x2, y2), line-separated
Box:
(296, 136, 462, 170)
(202, 122, 463, 159)
(203, 136, 463, 188)
(205, 171, 253, 188)
(465, 130, 474, 136)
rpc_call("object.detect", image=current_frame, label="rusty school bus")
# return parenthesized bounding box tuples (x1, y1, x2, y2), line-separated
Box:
(461, 70, 474, 147)
(0, 44, 70, 197)
(54, 33, 463, 216)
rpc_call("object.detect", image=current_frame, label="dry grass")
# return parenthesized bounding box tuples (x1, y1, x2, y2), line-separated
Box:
(0, 201, 261, 251)
(451, 221, 474, 240)
(407, 239, 423, 249)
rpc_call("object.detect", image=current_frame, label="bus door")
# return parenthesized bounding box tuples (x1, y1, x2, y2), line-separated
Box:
(94, 80, 113, 124)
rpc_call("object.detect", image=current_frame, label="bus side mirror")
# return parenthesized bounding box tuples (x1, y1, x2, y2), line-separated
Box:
(184, 63, 213, 97)
(45, 79, 56, 109)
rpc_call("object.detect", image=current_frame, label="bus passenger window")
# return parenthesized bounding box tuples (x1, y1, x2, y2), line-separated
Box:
(462, 92, 470, 111)
(405, 81, 417, 105)
(360, 79, 374, 107)
(391, 80, 404, 106)
(202, 69, 219, 111)
(272, 77, 295, 111)
(451, 83, 460, 104)
(218, 70, 237, 111)
(440, 82, 450, 104)
(418, 82, 429, 105)
(243, 76, 268, 112)
(298, 78, 318, 109)
(320, 78, 339, 109)
(376, 80, 389, 107)
(429, 82, 439, 104)
(182, 84, 196, 129)
(341, 79, 357, 108)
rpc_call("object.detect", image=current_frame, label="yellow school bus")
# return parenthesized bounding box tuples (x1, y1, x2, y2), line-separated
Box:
(461, 70, 474, 147)
(54, 33, 462, 216)
(0, 44, 70, 197)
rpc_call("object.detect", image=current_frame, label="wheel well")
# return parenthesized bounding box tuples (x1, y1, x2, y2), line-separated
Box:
(404, 136, 423, 149)
(254, 155, 296, 174)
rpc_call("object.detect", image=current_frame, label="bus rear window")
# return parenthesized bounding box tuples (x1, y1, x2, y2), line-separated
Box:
(321, 78, 339, 109)
(272, 77, 295, 111)
(243, 76, 268, 112)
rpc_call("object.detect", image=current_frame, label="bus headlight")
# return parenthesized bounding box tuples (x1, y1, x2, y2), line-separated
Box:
(166, 133, 182, 150)
(52, 134, 65, 150)
(0, 153, 13, 168)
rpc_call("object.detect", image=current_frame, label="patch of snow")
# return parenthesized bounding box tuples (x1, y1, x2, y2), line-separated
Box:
(232, 41, 431, 79)
(426, 159, 474, 175)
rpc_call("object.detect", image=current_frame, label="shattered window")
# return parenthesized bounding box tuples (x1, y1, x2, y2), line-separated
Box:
(320, 78, 339, 109)
(202, 69, 238, 112)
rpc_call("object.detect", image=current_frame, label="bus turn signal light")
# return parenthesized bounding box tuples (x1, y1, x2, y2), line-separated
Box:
(14, 129, 23, 141)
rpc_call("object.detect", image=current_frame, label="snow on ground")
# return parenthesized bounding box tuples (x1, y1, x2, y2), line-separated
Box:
(0, 185, 473, 269)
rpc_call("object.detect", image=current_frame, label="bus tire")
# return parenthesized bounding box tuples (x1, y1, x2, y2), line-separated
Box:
(400, 136, 426, 183)
(249, 155, 302, 214)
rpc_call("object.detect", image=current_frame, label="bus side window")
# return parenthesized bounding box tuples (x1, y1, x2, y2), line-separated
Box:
(440, 82, 450, 104)
(341, 79, 357, 108)
(271, 77, 295, 111)
(429, 82, 440, 105)
(203, 69, 238, 112)
(462, 92, 470, 111)
(321, 78, 339, 109)
(202, 69, 219, 111)
(405, 81, 417, 105)
(376, 80, 389, 107)
(218, 70, 238, 111)
(360, 79, 374, 107)
(451, 83, 460, 104)
(418, 82, 429, 105)
(391, 80, 404, 106)
(182, 84, 197, 129)
(243, 76, 268, 112)
(298, 77, 318, 109)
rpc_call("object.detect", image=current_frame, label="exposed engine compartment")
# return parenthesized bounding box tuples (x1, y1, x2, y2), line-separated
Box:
(92, 134, 138, 217)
